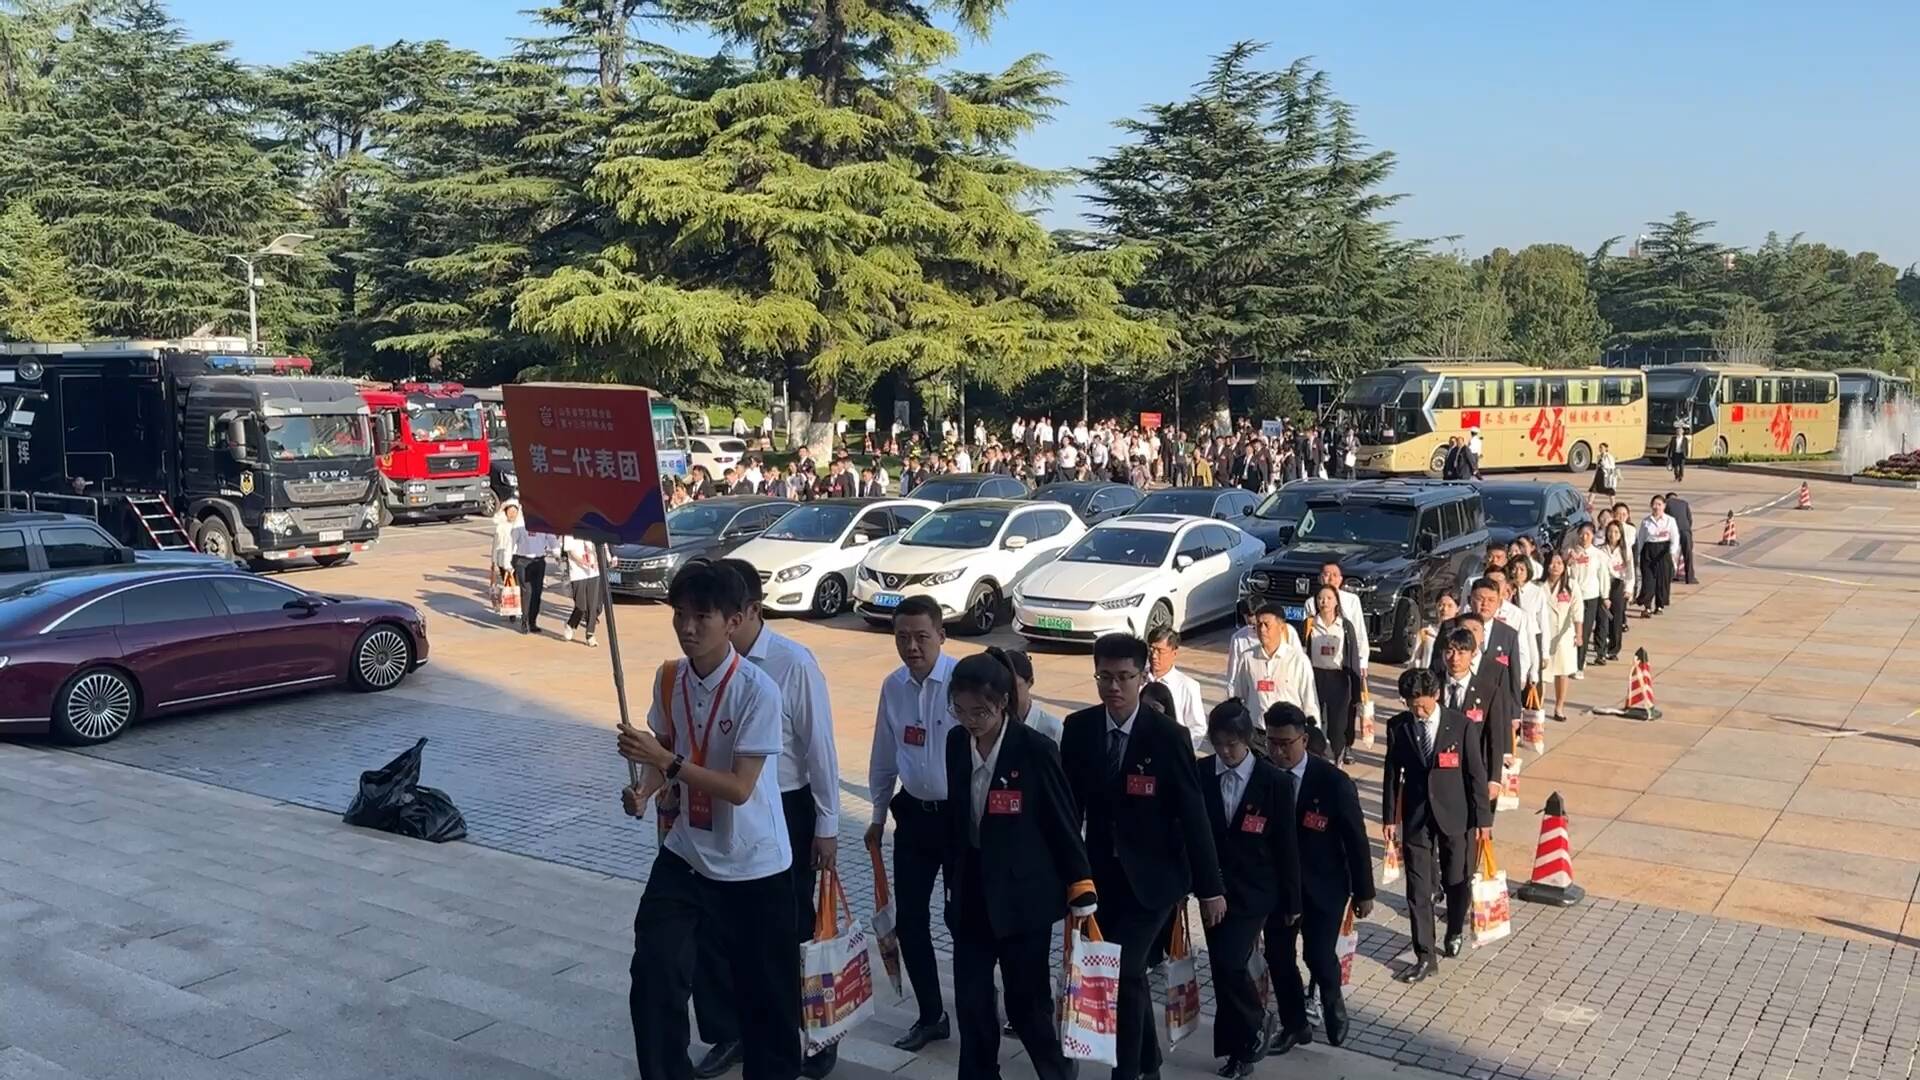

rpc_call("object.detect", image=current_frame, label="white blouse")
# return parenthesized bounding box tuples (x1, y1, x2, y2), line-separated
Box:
(1305, 617, 1348, 671)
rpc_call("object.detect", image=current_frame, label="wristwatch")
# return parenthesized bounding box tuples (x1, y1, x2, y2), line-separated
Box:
(665, 754, 686, 780)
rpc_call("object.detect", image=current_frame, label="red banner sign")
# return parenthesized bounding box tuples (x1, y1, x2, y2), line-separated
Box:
(502, 383, 668, 546)
(1139, 412, 1163, 430)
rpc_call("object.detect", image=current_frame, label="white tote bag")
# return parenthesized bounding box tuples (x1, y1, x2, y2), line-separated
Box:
(1059, 916, 1121, 1067)
(799, 868, 877, 1054)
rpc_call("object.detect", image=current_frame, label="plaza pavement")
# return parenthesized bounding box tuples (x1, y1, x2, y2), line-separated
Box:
(5, 462, 1920, 1079)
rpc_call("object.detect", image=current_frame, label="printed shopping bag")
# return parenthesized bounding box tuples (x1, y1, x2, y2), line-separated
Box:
(799, 868, 876, 1054)
(866, 841, 904, 997)
(1060, 916, 1121, 1067)
(1471, 840, 1513, 948)
(1497, 756, 1521, 811)
(1519, 684, 1546, 753)
(1358, 689, 1376, 749)
(1379, 792, 1403, 886)
(1248, 933, 1272, 1010)
(494, 569, 521, 618)
(1160, 911, 1201, 1045)
(1335, 902, 1359, 986)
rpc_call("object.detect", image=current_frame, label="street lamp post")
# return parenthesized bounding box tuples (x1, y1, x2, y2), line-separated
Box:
(228, 232, 314, 352)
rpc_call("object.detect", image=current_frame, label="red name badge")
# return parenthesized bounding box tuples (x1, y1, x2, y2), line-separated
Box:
(1256, 678, 1276, 693)
(686, 787, 715, 830)
(1126, 773, 1157, 797)
(1241, 814, 1267, 834)
(1437, 751, 1461, 770)
(1466, 707, 1485, 723)
(987, 790, 1022, 815)
(1319, 645, 1336, 657)
(903, 725, 927, 747)
(1496, 653, 1511, 666)
(1302, 810, 1329, 831)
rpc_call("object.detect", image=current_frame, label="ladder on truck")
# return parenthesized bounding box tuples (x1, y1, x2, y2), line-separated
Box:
(121, 494, 196, 551)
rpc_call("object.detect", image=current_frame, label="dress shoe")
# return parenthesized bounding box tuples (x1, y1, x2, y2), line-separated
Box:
(1323, 998, 1350, 1046)
(1248, 1010, 1276, 1063)
(1443, 933, 1465, 958)
(692, 1041, 741, 1079)
(893, 1014, 949, 1052)
(800, 1043, 838, 1079)
(1215, 1059, 1253, 1078)
(1268, 1026, 1310, 1056)
(1396, 957, 1440, 983)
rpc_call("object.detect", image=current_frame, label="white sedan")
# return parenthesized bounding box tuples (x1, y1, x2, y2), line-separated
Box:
(1013, 515, 1265, 645)
(853, 499, 1085, 634)
(729, 498, 937, 617)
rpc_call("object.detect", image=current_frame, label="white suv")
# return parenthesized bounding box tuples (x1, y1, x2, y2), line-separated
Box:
(689, 436, 750, 477)
(729, 498, 936, 617)
(852, 499, 1085, 634)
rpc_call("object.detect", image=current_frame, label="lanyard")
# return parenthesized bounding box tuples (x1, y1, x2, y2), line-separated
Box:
(677, 652, 742, 767)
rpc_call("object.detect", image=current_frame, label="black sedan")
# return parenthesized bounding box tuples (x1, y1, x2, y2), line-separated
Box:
(1478, 480, 1594, 551)
(607, 496, 797, 599)
(1126, 487, 1259, 522)
(1029, 482, 1142, 525)
(1241, 480, 1351, 552)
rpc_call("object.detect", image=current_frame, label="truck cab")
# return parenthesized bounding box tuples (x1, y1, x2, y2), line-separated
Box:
(0, 339, 381, 569)
(360, 383, 491, 522)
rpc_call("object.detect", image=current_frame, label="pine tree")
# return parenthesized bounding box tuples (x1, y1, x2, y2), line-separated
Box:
(0, 0, 300, 338)
(1593, 211, 1742, 355)
(0, 200, 87, 339)
(515, 0, 1163, 451)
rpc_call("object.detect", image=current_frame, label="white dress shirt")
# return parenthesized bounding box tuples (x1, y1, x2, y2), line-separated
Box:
(1305, 615, 1348, 671)
(513, 528, 555, 559)
(1216, 753, 1255, 820)
(1443, 671, 1475, 715)
(1286, 753, 1308, 793)
(1230, 639, 1320, 723)
(1334, 589, 1370, 674)
(1148, 666, 1208, 750)
(744, 624, 840, 838)
(1568, 544, 1610, 602)
(648, 647, 790, 881)
(1636, 514, 1683, 561)
(1020, 700, 1064, 745)
(1226, 624, 1295, 693)
(969, 724, 1007, 833)
(1494, 600, 1537, 686)
(867, 652, 960, 824)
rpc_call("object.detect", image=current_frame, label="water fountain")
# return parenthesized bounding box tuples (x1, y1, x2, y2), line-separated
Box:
(1847, 400, 1920, 484)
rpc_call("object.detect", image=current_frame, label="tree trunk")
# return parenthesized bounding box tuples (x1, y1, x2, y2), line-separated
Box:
(786, 358, 838, 458)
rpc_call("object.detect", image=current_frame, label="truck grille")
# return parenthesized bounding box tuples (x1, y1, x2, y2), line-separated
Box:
(292, 506, 362, 533)
(286, 479, 371, 503)
(428, 454, 480, 476)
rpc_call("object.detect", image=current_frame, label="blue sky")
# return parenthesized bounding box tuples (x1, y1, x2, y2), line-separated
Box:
(170, 0, 1920, 268)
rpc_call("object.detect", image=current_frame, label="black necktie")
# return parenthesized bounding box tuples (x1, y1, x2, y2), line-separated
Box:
(1417, 716, 1433, 762)
(1449, 684, 1462, 712)
(1107, 726, 1127, 776)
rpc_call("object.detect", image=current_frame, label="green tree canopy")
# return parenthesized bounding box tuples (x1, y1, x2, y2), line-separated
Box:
(0, 200, 87, 339)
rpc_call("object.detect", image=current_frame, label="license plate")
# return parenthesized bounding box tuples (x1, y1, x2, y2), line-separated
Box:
(1035, 615, 1074, 631)
(607, 572, 622, 585)
(1282, 604, 1305, 622)
(872, 592, 903, 608)
(319, 530, 344, 543)
(442, 491, 464, 501)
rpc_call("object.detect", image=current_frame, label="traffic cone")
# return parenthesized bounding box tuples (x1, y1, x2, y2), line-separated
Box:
(1720, 510, 1738, 546)
(1515, 791, 1585, 907)
(1623, 647, 1661, 721)
(1796, 482, 1812, 510)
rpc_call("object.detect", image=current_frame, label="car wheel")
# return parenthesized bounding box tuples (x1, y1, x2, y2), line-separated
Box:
(960, 581, 1000, 636)
(1712, 436, 1728, 459)
(810, 574, 847, 618)
(351, 625, 413, 692)
(194, 515, 235, 560)
(1378, 595, 1417, 665)
(1566, 440, 1593, 473)
(477, 490, 499, 517)
(1427, 445, 1449, 477)
(53, 667, 138, 745)
(1791, 433, 1807, 456)
(312, 553, 351, 568)
(1145, 599, 1174, 639)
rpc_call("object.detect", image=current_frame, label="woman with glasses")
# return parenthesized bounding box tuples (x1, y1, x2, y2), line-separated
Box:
(940, 651, 1095, 1080)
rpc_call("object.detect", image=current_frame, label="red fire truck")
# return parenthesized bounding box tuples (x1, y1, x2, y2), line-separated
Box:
(359, 382, 493, 522)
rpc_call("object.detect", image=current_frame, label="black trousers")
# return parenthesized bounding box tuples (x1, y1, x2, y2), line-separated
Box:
(1607, 578, 1627, 656)
(692, 786, 817, 1045)
(1314, 667, 1353, 760)
(1205, 911, 1266, 1060)
(630, 850, 800, 1080)
(1401, 822, 1470, 960)
(1678, 530, 1697, 584)
(511, 555, 547, 627)
(1270, 898, 1344, 1038)
(1094, 873, 1169, 1080)
(890, 798, 948, 1025)
(1670, 455, 1686, 482)
(566, 576, 603, 633)
(1640, 547, 1674, 611)
(1580, 598, 1604, 665)
(950, 850, 1072, 1080)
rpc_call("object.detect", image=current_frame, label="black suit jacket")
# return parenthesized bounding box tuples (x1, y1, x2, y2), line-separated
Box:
(1061, 703, 1224, 910)
(1288, 754, 1374, 916)
(942, 722, 1091, 939)
(1380, 706, 1487, 837)
(1667, 498, 1694, 541)
(1198, 755, 1300, 922)
(1429, 618, 1523, 712)
(1439, 662, 1517, 787)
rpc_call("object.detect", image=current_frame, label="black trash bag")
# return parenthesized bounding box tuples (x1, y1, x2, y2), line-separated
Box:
(342, 737, 468, 842)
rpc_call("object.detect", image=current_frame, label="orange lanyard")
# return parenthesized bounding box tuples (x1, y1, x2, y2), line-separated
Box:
(677, 653, 742, 767)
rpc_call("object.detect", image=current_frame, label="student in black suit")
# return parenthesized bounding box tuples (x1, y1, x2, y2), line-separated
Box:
(1262, 704, 1372, 1053)
(1664, 491, 1697, 585)
(1061, 633, 1225, 1080)
(1381, 667, 1489, 982)
(942, 651, 1094, 1080)
(1433, 581, 1523, 810)
(1198, 699, 1300, 1078)
(1451, 612, 1518, 821)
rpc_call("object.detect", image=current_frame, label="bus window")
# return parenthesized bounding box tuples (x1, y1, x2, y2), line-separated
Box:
(1545, 379, 1566, 407)
(1509, 378, 1542, 408)
(1458, 379, 1499, 408)
(1816, 379, 1836, 403)
(1728, 377, 1756, 404)
(1568, 377, 1600, 405)
(1602, 376, 1635, 405)
(1429, 378, 1455, 411)
(1759, 379, 1775, 405)
(1802, 378, 1827, 404)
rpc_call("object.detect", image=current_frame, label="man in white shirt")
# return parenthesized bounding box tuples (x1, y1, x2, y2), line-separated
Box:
(510, 527, 557, 634)
(1146, 626, 1208, 751)
(1316, 561, 1371, 679)
(1073, 420, 1090, 446)
(954, 445, 972, 473)
(1036, 416, 1055, 446)
(741, 458, 764, 490)
(691, 560, 842, 1077)
(730, 413, 749, 438)
(1231, 603, 1320, 726)
(865, 595, 958, 1051)
(972, 419, 987, 447)
(618, 562, 800, 1080)
(1056, 441, 1079, 471)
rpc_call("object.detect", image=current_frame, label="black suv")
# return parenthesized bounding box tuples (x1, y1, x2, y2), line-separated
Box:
(1478, 480, 1594, 552)
(905, 472, 1029, 502)
(1239, 481, 1488, 663)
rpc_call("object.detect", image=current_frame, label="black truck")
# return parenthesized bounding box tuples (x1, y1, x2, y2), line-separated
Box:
(0, 339, 382, 569)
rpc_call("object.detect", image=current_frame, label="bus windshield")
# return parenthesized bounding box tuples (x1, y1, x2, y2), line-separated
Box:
(1339, 374, 1407, 408)
(1838, 374, 1873, 404)
(1646, 370, 1711, 433)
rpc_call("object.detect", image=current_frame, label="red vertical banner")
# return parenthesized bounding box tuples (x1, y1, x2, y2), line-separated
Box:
(502, 384, 668, 546)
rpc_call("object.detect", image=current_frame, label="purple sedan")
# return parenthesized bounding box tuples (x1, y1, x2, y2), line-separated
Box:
(0, 566, 428, 744)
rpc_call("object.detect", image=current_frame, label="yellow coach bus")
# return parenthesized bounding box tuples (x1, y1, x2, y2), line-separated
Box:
(1337, 360, 1648, 475)
(1646, 364, 1839, 460)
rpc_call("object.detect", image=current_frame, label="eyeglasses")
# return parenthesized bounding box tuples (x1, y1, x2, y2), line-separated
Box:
(948, 703, 1001, 725)
(1270, 733, 1306, 749)
(1092, 670, 1142, 687)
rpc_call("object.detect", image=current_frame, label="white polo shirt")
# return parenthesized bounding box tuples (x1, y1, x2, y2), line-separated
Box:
(867, 653, 959, 824)
(649, 647, 789, 882)
(1148, 666, 1208, 750)
(744, 624, 840, 839)
(1230, 639, 1321, 724)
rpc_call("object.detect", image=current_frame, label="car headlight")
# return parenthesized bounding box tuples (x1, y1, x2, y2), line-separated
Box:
(922, 569, 965, 586)
(774, 564, 812, 583)
(503, 472, 518, 487)
(262, 511, 295, 535)
(406, 482, 426, 494)
(362, 501, 380, 525)
(858, 565, 880, 583)
(639, 554, 676, 570)
(1100, 593, 1145, 610)
(1248, 571, 1271, 593)
(1346, 578, 1377, 593)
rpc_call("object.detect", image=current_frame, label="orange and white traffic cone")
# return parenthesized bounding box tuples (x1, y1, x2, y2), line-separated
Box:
(1623, 647, 1661, 721)
(1515, 791, 1585, 907)
(1796, 482, 1812, 510)
(1720, 510, 1738, 546)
